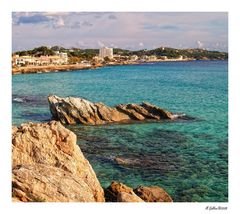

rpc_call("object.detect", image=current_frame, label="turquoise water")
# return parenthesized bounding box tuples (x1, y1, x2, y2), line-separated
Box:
(12, 60, 228, 202)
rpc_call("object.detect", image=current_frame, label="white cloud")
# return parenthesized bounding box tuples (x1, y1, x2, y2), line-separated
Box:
(197, 40, 204, 48)
(53, 17, 65, 28)
(97, 41, 105, 47)
(12, 12, 228, 52)
(110, 43, 118, 48)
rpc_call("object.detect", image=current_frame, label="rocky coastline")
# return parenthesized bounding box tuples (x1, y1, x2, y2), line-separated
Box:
(12, 59, 195, 75)
(12, 121, 173, 202)
(12, 60, 147, 75)
(11, 95, 191, 202)
(48, 95, 183, 125)
(12, 63, 103, 75)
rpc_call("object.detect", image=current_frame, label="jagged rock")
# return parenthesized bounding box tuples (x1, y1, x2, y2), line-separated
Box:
(104, 181, 141, 202)
(134, 186, 173, 202)
(117, 192, 144, 202)
(12, 121, 105, 202)
(48, 95, 174, 125)
(104, 182, 172, 202)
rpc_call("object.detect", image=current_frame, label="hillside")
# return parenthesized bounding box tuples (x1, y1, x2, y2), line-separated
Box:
(14, 46, 228, 60)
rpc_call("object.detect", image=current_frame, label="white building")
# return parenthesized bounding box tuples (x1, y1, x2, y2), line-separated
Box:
(148, 55, 157, 61)
(93, 56, 104, 62)
(140, 55, 149, 62)
(14, 55, 36, 66)
(12, 52, 68, 67)
(178, 55, 183, 60)
(99, 47, 113, 59)
(54, 51, 68, 64)
(130, 55, 138, 61)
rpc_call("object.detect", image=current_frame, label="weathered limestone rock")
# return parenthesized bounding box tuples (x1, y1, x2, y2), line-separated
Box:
(134, 186, 173, 202)
(117, 192, 144, 202)
(12, 164, 97, 202)
(104, 182, 172, 202)
(104, 181, 143, 202)
(12, 121, 105, 202)
(104, 181, 133, 202)
(48, 95, 175, 125)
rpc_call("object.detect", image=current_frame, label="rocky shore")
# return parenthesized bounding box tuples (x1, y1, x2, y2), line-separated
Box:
(12, 60, 140, 75)
(104, 181, 172, 202)
(12, 59, 196, 75)
(11, 95, 186, 202)
(48, 95, 179, 125)
(12, 121, 173, 202)
(12, 63, 103, 75)
(12, 121, 105, 202)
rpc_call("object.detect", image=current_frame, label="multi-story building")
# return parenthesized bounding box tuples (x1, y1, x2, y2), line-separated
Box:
(54, 51, 68, 64)
(13, 55, 36, 66)
(99, 47, 113, 59)
(12, 52, 68, 67)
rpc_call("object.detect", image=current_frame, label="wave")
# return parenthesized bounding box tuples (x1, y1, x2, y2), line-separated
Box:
(172, 113, 197, 121)
(12, 94, 48, 106)
(13, 97, 25, 103)
(172, 113, 186, 119)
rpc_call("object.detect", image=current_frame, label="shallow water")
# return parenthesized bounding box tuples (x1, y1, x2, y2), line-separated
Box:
(12, 60, 228, 202)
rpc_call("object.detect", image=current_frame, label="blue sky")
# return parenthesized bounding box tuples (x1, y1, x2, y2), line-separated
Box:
(12, 12, 228, 52)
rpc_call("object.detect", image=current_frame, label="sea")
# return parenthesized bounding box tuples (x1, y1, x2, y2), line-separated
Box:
(12, 60, 228, 202)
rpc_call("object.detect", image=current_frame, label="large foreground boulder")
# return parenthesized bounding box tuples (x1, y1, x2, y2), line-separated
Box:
(12, 164, 99, 202)
(48, 95, 175, 125)
(12, 121, 105, 202)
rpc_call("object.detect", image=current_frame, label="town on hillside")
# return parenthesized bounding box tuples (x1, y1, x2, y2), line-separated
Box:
(12, 46, 228, 74)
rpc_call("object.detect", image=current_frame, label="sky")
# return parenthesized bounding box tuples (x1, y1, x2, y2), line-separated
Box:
(12, 12, 228, 52)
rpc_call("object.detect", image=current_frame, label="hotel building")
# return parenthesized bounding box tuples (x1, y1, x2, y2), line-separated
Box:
(99, 47, 113, 59)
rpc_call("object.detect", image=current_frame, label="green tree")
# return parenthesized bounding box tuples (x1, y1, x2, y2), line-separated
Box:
(68, 56, 81, 64)
(104, 56, 110, 62)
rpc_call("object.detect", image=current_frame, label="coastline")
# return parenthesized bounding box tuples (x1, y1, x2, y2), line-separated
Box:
(12, 58, 227, 75)
(12, 63, 104, 75)
(12, 59, 226, 75)
(12, 58, 200, 75)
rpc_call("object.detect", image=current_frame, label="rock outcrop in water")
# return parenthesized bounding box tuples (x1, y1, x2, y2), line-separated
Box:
(104, 181, 144, 202)
(12, 121, 105, 202)
(48, 95, 175, 125)
(134, 186, 173, 202)
(104, 181, 172, 202)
